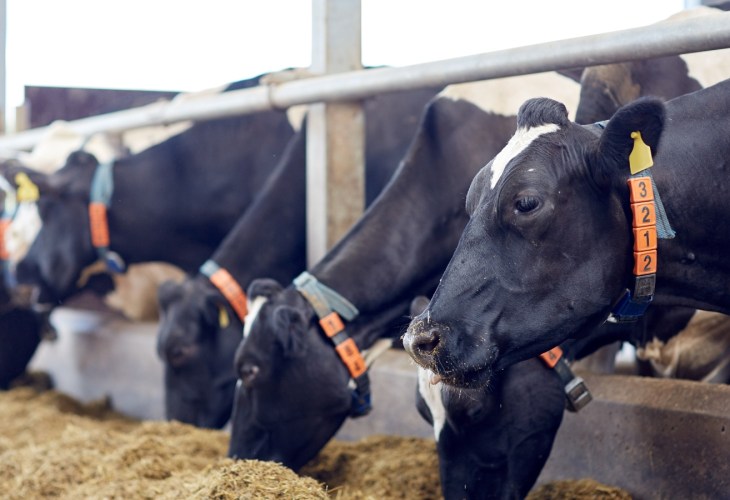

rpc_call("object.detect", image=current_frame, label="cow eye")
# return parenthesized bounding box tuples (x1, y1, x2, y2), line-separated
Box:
(515, 196, 540, 213)
(240, 364, 260, 388)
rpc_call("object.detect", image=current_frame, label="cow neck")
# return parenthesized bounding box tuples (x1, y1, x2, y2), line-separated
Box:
(201, 129, 307, 317)
(99, 150, 226, 272)
(292, 271, 372, 417)
(88, 160, 125, 273)
(199, 259, 248, 322)
(587, 122, 673, 323)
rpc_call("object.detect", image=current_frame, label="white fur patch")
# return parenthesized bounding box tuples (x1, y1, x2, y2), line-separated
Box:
(489, 123, 560, 189)
(243, 295, 268, 338)
(417, 367, 446, 441)
(6, 202, 42, 265)
(439, 71, 579, 120)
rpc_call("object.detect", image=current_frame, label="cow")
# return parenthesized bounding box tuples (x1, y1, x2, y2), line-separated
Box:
(3, 74, 297, 308)
(403, 75, 730, 389)
(575, 5, 730, 125)
(0, 203, 46, 388)
(227, 71, 582, 470)
(155, 85, 443, 429)
(0, 120, 192, 322)
(0, 300, 46, 389)
(413, 294, 696, 500)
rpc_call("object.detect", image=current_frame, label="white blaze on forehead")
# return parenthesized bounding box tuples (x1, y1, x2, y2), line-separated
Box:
(417, 367, 446, 441)
(243, 295, 268, 338)
(6, 202, 42, 265)
(489, 123, 560, 189)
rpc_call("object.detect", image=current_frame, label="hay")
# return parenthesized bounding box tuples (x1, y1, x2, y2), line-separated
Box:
(301, 435, 442, 499)
(0, 386, 326, 499)
(0, 384, 631, 499)
(528, 478, 633, 499)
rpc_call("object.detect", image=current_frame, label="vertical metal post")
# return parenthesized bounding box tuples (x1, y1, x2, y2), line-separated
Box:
(307, 0, 364, 266)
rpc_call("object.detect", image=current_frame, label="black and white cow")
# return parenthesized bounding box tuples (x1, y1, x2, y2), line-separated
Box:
(155, 85, 442, 429)
(228, 72, 583, 470)
(413, 294, 695, 500)
(404, 77, 730, 389)
(3, 74, 296, 307)
(0, 259, 48, 388)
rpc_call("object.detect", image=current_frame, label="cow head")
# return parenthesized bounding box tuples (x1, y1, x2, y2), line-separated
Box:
(228, 278, 353, 470)
(3, 151, 100, 305)
(411, 292, 565, 499)
(404, 96, 665, 388)
(156, 278, 241, 428)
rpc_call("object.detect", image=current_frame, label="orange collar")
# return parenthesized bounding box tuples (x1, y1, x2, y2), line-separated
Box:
(89, 161, 125, 273)
(199, 260, 248, 322)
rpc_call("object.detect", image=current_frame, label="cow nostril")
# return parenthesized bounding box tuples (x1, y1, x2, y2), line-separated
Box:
(406, 325, 441, 358)
(166, 345, 195, 367)
(416, 328, 440, 354)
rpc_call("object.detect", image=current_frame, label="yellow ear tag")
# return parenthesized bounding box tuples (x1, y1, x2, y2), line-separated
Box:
(629, 131, 653, 175)
(15, 172, 40, 203)
(218, 305, 230, 328)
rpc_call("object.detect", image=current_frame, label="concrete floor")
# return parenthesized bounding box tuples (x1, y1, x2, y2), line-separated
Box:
(28, 305, 730, 499)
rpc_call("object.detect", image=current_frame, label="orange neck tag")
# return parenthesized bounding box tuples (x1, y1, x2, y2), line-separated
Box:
(0, 219, 10, 260)
(335, 338, 367, 378)
(539, 346, 563, 369)
(89, 202, 110, 248)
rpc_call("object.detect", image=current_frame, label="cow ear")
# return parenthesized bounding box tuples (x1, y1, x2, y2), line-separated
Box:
(592, 97, 665, 186)
(202, 286, 227, 327)
(157, 280, 183, 311)
(62, 150, 99, 171)
(0, 161, 60, 197)
(272, 305, 308, 358)
(247, 278, 283, 300)
(465, 164, 491, 216)
(409, 296, 431, 318)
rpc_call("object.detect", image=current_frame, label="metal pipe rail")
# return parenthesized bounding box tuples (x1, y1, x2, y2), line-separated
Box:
(1, 12, 729, 151)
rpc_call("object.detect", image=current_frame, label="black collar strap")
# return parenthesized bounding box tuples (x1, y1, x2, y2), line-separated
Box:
(608, 131, 673, 323)
(89, 161, 125, 273)
(539, 347, 592, 412)
(293, 271, 371, 417)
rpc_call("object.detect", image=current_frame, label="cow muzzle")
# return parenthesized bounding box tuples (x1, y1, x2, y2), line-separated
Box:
(402, 317, 444, 370)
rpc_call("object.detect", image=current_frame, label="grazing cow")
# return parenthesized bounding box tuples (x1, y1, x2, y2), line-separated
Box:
(3, 74, 296, 307)
(0, 302, 45, 389)
(0, 122, 189, 322)
(228, 72, 582, 470)
(404, 77, 730, 388)
(0, 191, 46, 388)
(156, 85, 442, 429)
(414, 294, 696, 500)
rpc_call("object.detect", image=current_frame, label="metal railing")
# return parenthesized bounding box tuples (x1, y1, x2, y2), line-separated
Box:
(0, 12, 728, 152)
